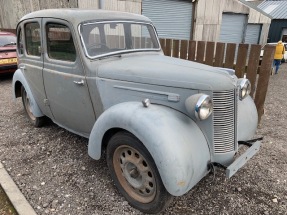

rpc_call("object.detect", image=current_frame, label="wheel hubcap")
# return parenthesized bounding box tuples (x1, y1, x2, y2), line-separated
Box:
(113, 145, 156, 203)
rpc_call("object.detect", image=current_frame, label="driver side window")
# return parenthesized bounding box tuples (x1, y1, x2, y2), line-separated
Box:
(46, 23, 76, 62)
(25, 22, 41, 56)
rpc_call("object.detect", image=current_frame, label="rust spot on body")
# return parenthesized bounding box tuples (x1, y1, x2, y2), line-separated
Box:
(177, 181, 186, 187)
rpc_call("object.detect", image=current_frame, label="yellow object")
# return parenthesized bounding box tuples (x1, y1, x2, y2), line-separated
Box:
(0, 58, 17, 65)
(274, 42, 285, 60)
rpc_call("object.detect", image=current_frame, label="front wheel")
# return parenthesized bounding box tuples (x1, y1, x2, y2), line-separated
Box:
(106, 131, 173, 214)
(21, 86, 45, 127)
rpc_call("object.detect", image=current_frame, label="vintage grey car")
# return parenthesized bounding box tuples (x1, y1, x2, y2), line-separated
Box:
(13, 9, 261, 213)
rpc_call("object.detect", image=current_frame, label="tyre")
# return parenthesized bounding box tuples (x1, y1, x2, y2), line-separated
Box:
(106, 131, 173, 214)
(21, 86, 45, 127)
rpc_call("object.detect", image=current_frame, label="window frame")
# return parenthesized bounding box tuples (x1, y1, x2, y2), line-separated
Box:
(79, 20, 161, 60)
(45, 22, 77, 62)
(17, 26, 24, 56)
(24, 22, 41, 57)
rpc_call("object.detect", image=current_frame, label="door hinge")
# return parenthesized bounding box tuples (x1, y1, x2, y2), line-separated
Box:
(44, 99, 49, 106)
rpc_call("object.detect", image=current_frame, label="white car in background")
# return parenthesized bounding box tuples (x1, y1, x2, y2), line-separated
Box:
(260, 42, 287, 63)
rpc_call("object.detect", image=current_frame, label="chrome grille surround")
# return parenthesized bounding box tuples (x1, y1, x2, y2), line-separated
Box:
(213, 90, 236, 153)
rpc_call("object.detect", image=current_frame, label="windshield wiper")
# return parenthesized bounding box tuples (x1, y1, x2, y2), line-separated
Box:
(98, 54, 122, 60)
(2, 42, 16, 47)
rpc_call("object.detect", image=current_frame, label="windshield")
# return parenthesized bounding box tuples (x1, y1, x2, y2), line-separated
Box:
(80, 21, 160, 58)
(0, 35, 16, 46)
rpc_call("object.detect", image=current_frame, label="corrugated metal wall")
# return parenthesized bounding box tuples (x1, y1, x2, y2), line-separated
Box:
(142, 0, 193, 40)
(0, 0, 77, 29)
(104, 0, 141, 13)
(78, 0, 99, 9)
(268, 20, 287, 43)
(245, 24, 261, 44)
(219, 13, 247, 44)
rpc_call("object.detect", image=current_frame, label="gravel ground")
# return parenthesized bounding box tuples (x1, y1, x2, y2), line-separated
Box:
(0, 65, 286, 215)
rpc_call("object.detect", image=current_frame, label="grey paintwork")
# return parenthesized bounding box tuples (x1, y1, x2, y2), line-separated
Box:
(12, 69, 44, 118)
(13, 9, 261, 198)
(88, 102, 211, 196)
(96, 54, 237, 91)
(237, 96, 258, 141)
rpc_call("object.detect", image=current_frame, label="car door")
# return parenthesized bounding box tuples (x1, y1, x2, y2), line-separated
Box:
(20, 19, 53, 118)
(42, 18, 96, 137)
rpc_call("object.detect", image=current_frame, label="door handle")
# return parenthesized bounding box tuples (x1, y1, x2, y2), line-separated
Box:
(73, 80, 85, 85)
(20, 65, 25, 70)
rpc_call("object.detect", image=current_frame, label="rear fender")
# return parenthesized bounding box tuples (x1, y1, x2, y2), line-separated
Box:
(88, 102, 211, 196)
(12, 69, 44, 117)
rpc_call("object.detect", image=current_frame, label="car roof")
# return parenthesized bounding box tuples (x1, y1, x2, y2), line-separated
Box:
(0, 31, 16, 36)
(20, 9, 152, 26)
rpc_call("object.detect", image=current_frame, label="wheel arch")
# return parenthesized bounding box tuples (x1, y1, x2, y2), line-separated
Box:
(88, 102, 211, 196)
(101, 127, 126, 153)
(12, 69, 44, 117)
(14, 80, 23, 98)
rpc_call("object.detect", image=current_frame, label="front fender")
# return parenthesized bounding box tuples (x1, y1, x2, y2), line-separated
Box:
(12, 69, 44, 117)
(88, 102, 210, 196)
(237, 96, 258, 141)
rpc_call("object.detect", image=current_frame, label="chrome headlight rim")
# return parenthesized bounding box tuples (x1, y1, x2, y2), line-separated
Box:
(195, 95, 213, 120)
(238, 79, 251, 100)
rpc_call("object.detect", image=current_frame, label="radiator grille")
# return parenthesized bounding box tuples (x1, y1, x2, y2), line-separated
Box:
(213, 90, 235, 153)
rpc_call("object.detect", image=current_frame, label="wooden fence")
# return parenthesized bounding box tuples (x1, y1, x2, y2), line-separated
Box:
(159, 38, 275, 123)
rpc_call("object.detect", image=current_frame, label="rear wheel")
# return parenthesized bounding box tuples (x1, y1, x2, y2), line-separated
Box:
(106, 131, 173, 214)
(21, 86, 44, 127)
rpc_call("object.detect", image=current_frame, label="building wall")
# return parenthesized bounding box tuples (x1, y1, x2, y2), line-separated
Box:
(104, 0, 141, 13)
(0, 0, 140, 29)
(194, 0, 271, 44)
(0, 0, 77, 29)
(0, 0, 270, 44)
(268, 20, 287, 43)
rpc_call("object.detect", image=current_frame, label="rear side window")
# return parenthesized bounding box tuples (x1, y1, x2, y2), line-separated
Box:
(25, 22, 41, 56)
(17, 28, 23, 55)
(46, 23, 76, 62)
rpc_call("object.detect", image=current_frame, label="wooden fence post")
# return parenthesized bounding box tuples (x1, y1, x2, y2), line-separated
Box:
(205, 41, 215, 66)
(173, 39, 180, 58)
(196, 41, 205, 64)
(254, 45, 275, 124)
(224, 43, 236, 69)
(214, 42, 225, 67)
(166, 39, 172, 56)
(159, 38, 166, 55)
(188, 40, 196, 61)
(235, 44, 249, 78)
(180, 40, 188, 60)
(246, 44, 261, 98)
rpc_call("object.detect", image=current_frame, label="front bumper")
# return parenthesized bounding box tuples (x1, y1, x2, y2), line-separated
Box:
(226, 140, 261, 178)
(0, 64, 17, 74)
(210, 139, 262, 178)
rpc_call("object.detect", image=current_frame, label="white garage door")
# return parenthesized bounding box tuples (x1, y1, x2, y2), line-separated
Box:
(220, 13, 247, 44)
(142, 0, 193, 40)
(245, 24, 261, 44)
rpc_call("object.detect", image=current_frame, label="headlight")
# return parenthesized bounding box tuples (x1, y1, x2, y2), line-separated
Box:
(185, 94, 213, 120)
(238, 79, 251, 100)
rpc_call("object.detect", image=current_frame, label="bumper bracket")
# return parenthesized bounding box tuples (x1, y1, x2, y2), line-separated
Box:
(209, 138, 262, 178)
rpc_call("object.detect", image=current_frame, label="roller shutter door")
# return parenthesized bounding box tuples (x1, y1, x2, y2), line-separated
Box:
(220, 13, 247, 44)
(245, 24, 261, 44)
(142, 0, 193, 40)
